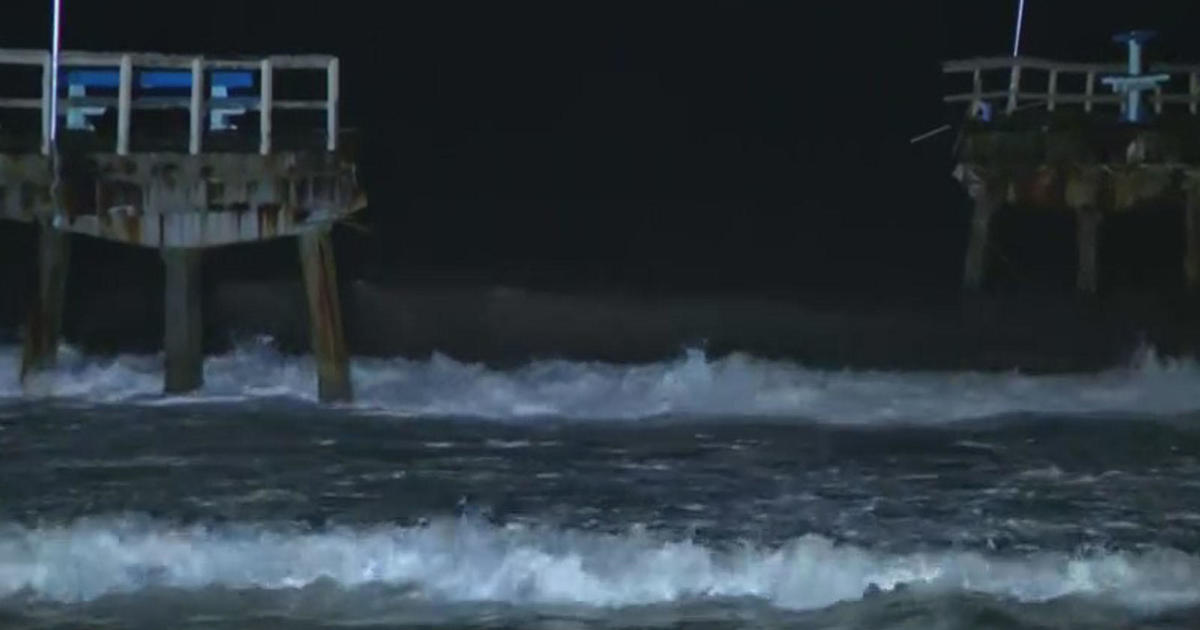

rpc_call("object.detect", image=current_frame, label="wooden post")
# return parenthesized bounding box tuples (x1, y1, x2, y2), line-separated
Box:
(963, 184, 999, 290)
(1047, 70, 1058, 112)
(20, 222, 70, 389)
(1076, 210, 1102, 294)
(162, 248, 203, 394)
(40, 53, 51, 156)
(1085, 70, 1096, 114)
(326, 57, 339, 152)
(299, 228, 351, 402)
(1006, 64, 1021, 115)
(260, 58, 272, 155)
(1186, 182, 1200, 290)
(117, 54, 132, 155)
(189, 57, 203, 155)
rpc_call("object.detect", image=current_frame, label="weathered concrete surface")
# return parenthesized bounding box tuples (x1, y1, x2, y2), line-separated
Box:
(19, 222, 70, 388)
(0, 152, 365, 247)
(299, 230, 351, 402)
(163, 248, 203, 393)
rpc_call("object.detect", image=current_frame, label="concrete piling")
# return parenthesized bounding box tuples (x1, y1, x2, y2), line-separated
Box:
(1075, 210, 1102, 294)
(962, 185, 998, 290)
(1186, 183, 1200, 291)
(299, 228, 351, 402)
(20, 222, 70, 389)
(162, 247, 204, 394)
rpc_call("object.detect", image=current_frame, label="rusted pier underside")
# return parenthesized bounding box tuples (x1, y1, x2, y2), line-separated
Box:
(954, 118, 1200, 292)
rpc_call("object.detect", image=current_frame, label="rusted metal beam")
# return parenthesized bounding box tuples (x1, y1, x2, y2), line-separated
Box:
(299, 228, 351, 402)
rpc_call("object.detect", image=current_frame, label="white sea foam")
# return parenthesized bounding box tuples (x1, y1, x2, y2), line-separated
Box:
(2, 340, 1200, 422)
(0, 516, 1196, 611)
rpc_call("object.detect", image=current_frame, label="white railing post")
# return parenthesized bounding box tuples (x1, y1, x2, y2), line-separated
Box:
(189, 57, 203, 155)
(260, 58, 272, 155)
(326, 57, 339, 152)
(1047, 69, 1058, 112)
(117, 53, 132, 155)
(40, 53, 52, 155)
(1006, 64, 1021, 114)
(1085, 70, 1095, 113)
(1154, 84, 1164, 115)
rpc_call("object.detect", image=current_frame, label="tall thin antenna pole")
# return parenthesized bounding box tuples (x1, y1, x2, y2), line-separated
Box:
(48, 0, 62, 144)
(1011, 0, 1027, 57)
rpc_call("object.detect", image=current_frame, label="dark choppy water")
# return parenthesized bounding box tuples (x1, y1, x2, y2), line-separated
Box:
(2, 344, 1200, 628)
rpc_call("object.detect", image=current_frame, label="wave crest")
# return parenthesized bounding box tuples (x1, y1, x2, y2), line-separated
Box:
(0, 516, 1197, 611)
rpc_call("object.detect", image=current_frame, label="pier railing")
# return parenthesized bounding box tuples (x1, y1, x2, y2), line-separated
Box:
(943, 56, 1200, 118)
(0, 49, 339, 156)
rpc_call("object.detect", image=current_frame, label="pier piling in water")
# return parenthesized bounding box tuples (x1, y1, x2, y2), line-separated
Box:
(299, 229, 351, 402)
(0, 48, 365, 399)
(163, 248, 204, 394)
(1185, 178, 1200, 290)
(1075, 210, 1102, 294)
(961, 176, 999, 291)
(20, 222, 70, 388)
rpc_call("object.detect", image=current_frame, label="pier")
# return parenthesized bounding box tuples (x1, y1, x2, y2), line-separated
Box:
(0, 49, 366, 400)
(943, 33, 1200, 293)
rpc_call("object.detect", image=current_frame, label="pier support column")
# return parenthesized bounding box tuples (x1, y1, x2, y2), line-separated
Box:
(20, 222, 70, 389)
(299, 228, 351, 402)
(1075, 209, 1102, 294)
(162, 248, 204, 394)
(1186, 182, 1200, 291)
(962, 183, 1000, 290)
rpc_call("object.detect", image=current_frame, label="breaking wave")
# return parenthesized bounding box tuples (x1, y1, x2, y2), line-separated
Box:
(2, 340, 1200, 422)
(0, 516, 1196, 611)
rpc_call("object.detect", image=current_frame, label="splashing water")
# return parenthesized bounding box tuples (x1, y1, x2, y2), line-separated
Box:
(3, 340, 1200, 422)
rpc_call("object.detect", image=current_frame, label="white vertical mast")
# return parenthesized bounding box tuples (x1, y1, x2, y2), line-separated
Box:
(1011, 0, 1027, 57)
(49, 0, 62, 144)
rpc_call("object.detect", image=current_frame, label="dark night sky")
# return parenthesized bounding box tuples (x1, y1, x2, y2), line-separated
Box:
(4, 1, 1200, 295)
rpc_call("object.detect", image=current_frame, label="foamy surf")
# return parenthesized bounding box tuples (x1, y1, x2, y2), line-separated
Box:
(2, 340, 1200, 422)
(0, 516, 1197, 611)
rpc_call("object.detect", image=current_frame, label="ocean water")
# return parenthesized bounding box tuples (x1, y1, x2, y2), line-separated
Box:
(2, 341, 1200, 629)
